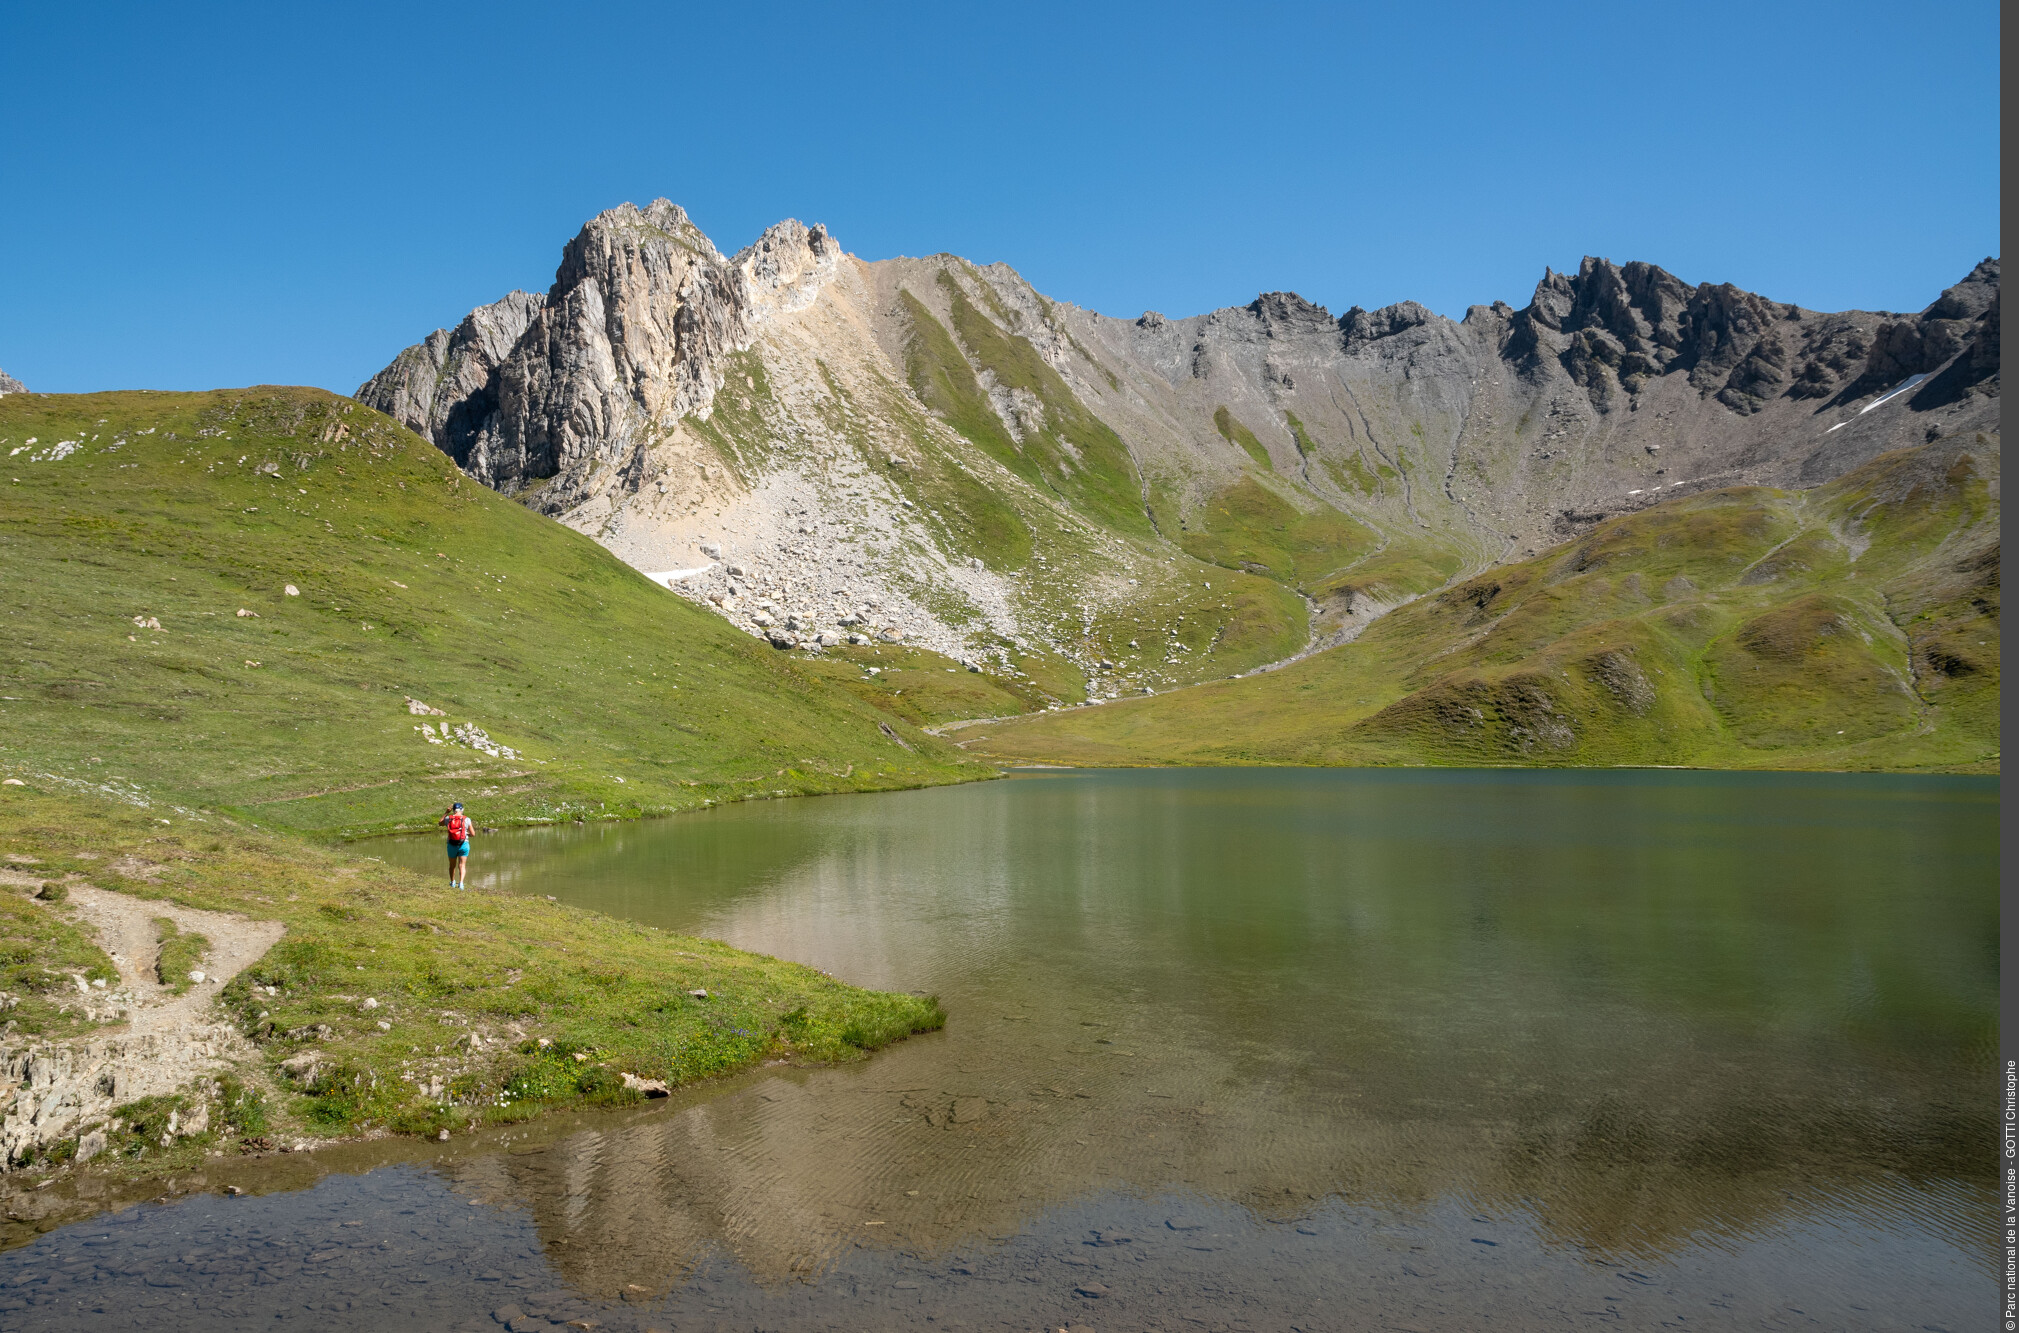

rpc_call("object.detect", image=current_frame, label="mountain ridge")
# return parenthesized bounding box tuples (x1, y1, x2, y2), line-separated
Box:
(357, 201, 1997, 754)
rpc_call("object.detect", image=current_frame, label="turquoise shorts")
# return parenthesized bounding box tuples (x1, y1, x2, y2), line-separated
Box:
(446, 840, 470, 858)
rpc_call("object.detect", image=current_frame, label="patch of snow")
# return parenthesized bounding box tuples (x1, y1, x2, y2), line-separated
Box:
(1858, 373, 1928, 415)
(644, 564, 717, 586)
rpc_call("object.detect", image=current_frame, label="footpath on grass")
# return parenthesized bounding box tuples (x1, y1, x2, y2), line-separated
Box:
(0, 785, 944, 1212)
(0, 388, 967, 1213)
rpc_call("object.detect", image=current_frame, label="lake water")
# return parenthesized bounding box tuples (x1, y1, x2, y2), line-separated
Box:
(2, 768, 1997, 1330)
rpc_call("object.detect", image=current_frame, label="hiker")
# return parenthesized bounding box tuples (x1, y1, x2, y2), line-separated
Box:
(439, 802, 473, 889)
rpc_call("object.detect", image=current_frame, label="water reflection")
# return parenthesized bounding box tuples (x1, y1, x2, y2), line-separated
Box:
(385, 771, 1996, 1282)
(5, 769, 1990, 1329)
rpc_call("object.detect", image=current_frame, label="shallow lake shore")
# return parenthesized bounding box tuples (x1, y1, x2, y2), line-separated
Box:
(0, 784, 944, 1237)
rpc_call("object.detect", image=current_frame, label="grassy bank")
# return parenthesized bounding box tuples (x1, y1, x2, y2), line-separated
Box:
(0, 387, 967, 1177)
(969, 433, 2001, 772)
(0, 388, 988, 841)
(3, 785, 943, 1169)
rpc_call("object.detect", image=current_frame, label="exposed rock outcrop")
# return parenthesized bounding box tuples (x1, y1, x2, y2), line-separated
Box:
(0, 369, 24, 396)
(356, 290, 545, 471)
(361, 201, 842, 513)
(358, 200, 1997, 687)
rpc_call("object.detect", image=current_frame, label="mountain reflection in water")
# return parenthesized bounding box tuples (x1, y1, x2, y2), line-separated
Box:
(4, 769, 1989, 1330)
(402, 769, 1992, 1294)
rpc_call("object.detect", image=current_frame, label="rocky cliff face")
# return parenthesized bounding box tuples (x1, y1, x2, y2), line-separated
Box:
(0, 369, 24, 396)
(359, 202, 1998, 700)
(362, 201, 843, 515)
(356, 289, 544, 473)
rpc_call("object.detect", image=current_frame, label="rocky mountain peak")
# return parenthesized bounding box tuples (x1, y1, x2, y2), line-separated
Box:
(1509, 256, 1816, 410)
(0, 368, 24, 395)
(361, 202, 853, 509)
(1854, 257, 2001, 407)
(576, 198, 719, 257)
(733, 218, 842, 320)
(1245, 291, 1333, 334)
(1338, 300, 1440, 350)
(1926, 256, 1999, 321)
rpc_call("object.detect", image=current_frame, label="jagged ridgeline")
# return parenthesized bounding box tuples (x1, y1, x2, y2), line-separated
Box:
(359, 200, 1998, 766)
(0, 389, 983, 836)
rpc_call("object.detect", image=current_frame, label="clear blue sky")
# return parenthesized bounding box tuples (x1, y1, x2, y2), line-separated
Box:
(1, 0, 2000, 394)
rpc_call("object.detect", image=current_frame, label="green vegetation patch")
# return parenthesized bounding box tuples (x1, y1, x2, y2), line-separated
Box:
(0, 389, 982, 840)
(1308, 540, 1466, 622)
(899, 291, 1026, 479)
(1703, 594, 1918, 747)
(1, 787, 946, 1142)
(1214, 406, 1273, 470)
(1177, 475, 1378, 587)
(0, 884, 119, 1037)
(931, 274, 1152, 537)
(1282, 411, 1318, 459)
(792, 642, 1066, 727)
(153, 916, 211, 995)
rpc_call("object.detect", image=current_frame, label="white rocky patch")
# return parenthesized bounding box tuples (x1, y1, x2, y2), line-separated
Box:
(414, 718, 518, 760)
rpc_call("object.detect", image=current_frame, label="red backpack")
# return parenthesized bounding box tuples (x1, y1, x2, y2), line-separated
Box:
(447, 813, 471, 841)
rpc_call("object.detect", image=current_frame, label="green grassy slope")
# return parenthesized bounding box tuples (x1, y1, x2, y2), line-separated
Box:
(919, 274, 1154, 538)
(967, 433, 2000, 772)
(0, 389, 985, 838)
(1175, 473, 1380, 586)
(1, 788, 942, 1161)
(1213, 405, 1273, 470)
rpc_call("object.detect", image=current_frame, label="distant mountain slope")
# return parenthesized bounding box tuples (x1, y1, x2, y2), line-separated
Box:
(962, 430, 1999, 772)
(358, 200, 1997, 761)
(0, 389, 981, 836)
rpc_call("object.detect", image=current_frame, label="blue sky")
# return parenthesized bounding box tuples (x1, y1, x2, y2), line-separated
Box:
(1, 0, 2000, 394)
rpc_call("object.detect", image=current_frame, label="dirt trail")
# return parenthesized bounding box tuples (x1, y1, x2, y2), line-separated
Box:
(54, 884, 283, 1036)
(0, 873, 285, 1168)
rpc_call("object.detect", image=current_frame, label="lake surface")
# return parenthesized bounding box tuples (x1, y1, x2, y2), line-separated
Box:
(3, 768, 1997, 1330)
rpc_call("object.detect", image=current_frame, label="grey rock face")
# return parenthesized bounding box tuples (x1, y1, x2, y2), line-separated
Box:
(358, 198, 1998, 675)
(0, 368, 24, 395)
(359, 200, 840, 513)
(1503, 257, 1805, 410)
(355, 290, 544, 464)
(1853, 257, 2000, 409)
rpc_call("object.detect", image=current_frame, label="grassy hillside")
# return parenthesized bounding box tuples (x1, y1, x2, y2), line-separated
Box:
(964, 433, 2000, 772)
(935, 273, 1153, 538)
(0, 389, 987, 838)
(1, 786, 943, 1170)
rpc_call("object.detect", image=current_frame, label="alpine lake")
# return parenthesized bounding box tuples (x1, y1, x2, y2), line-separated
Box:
(1, 768, 1996, 1331)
